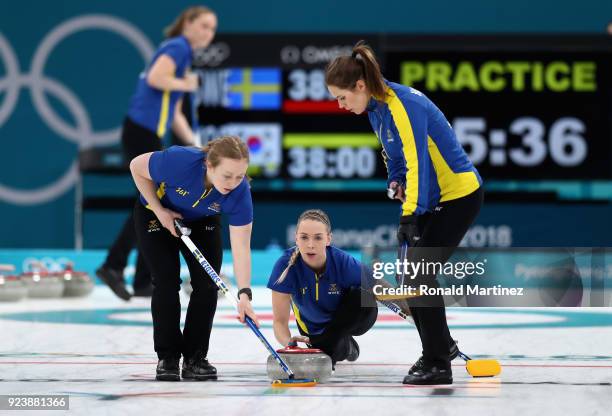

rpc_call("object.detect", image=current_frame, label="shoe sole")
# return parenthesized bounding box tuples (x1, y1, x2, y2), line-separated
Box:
(156, 373, 180, 381)
(409, 341, 460, 375)
(182, 371, 218, 381)
(402, 377, 453, 385)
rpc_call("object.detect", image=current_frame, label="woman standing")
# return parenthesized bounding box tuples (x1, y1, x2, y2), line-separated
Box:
(268, 209, 377, 367)
(325, 41, 483, 385)
(130, 136, 258, 381)
(97, 6, 217, 300)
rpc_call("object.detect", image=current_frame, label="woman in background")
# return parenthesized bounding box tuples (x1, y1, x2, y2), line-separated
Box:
(96, 6, 217, 301)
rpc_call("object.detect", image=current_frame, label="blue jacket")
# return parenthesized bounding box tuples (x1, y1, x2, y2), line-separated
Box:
(367, 81, 482, 216)
(267, 246, 367, 336)
(127, 36, 193, 138)
(141, 146, 253, 225)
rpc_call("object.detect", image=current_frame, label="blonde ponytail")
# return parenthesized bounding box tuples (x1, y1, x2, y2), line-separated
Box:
(275, 247, 300, 285)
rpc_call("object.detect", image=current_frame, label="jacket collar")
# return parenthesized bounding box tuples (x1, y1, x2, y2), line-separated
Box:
(366, 96, 379, 112)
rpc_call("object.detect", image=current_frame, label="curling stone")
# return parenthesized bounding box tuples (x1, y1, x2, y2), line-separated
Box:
(0, 265, 27, 302)
(57, 263, 94, 297)
(267, 344, 333, 383)
(20, 263, 64, 298)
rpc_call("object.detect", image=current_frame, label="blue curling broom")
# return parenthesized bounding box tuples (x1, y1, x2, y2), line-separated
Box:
(174, 219, 316, 387)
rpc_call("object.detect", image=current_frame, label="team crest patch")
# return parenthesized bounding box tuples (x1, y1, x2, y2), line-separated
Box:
(328, 283, 341, 295)
(208, 202, 221, 213)
(147, 220, 161, 232)
(386, 129, 394, 142)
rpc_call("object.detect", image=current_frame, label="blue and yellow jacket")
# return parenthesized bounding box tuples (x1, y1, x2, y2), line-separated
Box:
(267, 246, 367, 336)
(367, 81, 482, 216)
(127, 36, 193, 138)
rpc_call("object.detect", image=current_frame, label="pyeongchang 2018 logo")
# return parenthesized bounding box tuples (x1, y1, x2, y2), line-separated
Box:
(0, 15, 155, 205)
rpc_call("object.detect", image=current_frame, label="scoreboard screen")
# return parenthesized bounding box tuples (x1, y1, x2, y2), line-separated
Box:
(191, 35, 612, 191)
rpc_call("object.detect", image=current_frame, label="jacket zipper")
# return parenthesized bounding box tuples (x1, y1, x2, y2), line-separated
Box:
(192, 188, 212, 208)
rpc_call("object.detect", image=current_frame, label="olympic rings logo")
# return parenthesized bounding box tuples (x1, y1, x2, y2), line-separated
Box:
(0, 15, 154, 205)
(22, 257, 74, 273)
(192, 42, 230, 67)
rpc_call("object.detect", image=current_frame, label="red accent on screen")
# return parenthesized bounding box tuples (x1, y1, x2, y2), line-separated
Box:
(283, 100, 351, 114)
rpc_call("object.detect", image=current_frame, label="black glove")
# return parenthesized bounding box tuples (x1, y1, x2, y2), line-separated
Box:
(397, 215, 419, 245)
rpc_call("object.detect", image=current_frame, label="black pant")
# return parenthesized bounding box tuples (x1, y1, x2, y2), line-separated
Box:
(301, 288, 378, 363)
(133, 202, 222, 360)
(104, 117, 161, 290)
(406, 187, 483, 364)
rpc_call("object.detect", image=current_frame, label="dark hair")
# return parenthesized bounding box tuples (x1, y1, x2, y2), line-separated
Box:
(202, 136, 249, 167)
(164, 6, 215, 38)
(325, 40, 387, 99)
(276, 209, 332, 284)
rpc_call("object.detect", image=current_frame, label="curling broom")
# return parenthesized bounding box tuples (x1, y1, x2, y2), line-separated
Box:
(174, 219, 316, 387)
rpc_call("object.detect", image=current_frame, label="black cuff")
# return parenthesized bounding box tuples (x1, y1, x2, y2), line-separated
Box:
(399, 215, 417, 224)
(237, 287, 252, 301)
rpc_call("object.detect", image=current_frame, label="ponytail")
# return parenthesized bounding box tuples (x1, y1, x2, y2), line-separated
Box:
(275, 247, 300, 285)
(325, 40, 387, 99)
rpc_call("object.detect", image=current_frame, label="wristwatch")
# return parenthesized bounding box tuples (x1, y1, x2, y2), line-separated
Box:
(237, 287, 252, 301)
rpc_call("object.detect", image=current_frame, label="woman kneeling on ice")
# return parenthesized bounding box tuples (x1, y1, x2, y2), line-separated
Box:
(268, 209, 378, 367)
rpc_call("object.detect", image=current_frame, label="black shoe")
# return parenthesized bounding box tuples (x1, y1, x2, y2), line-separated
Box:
(409, 340, 459, 375)
(96, 266, 131, 301)
(403, 361, 453, 385)
(156, 357, 180, 381)
(346, 337, 360, 362)
(133, 284, 154, 297)
(182, 352, 217, 381)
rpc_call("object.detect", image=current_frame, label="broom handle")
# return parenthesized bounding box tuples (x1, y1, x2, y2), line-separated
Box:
(174, 219, 295, 379)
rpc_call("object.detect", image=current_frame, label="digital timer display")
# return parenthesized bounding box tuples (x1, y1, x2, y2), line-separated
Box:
(191, 35, 611, 190)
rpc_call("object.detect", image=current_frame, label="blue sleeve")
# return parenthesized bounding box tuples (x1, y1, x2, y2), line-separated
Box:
(157, 38, 190, 71)
(148, 146, 187, 185)
(382, 123, 408, 190)
(380, 147, 397, 189)
(225, 179, 253, 226)
(368, 112, 401, 189)
(386, 91, 430, 216)
(267, 256, 295, 294)
(339, 253, 368, 289)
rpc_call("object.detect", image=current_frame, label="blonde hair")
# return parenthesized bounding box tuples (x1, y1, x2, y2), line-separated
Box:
(202, 135, 249, 167)
(275, 209, 331, 285)
(164, 6, 215, 38)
